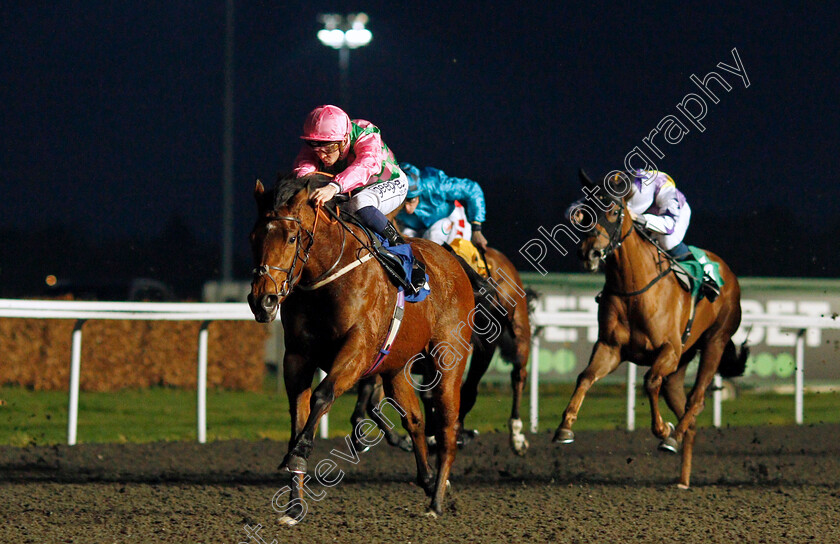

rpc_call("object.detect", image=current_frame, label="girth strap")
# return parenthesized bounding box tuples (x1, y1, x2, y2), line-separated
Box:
(361, 291, 406, 378)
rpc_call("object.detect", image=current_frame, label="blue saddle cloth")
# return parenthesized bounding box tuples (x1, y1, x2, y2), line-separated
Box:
(375, 234, 431, 303)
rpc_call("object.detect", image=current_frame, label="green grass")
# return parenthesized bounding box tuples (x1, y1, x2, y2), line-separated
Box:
(1, 381, 838, 446)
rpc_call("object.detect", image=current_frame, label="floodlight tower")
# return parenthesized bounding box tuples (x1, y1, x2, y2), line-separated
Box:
(317, 13, 372, 108)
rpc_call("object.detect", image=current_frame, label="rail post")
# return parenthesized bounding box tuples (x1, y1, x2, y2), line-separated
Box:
(197, 321, 210, 443)
(67, 319, 85, 445)
(529, 327, 542, 434)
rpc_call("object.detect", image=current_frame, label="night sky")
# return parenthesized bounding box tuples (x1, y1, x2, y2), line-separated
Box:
(2, 2, 839, 283)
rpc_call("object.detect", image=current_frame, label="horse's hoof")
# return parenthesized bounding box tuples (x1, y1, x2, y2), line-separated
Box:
(396, 436, 414, 452)
(423, 509, 440, 519)
(658, 422, 678, 453)
(553, 428, 575, 444)
(279, 515, 300, 526)
(281, 453, 307, 474)
(677, 483, 690, 490)
(511, 436, 529, 455)
(457, 429, 478, 448)
(658, 436, 679, 454)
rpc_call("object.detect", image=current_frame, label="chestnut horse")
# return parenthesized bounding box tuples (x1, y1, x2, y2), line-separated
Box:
(553, 170, 747, 488)
(351, 247, 535, 455)
(248, 173, 474, 522)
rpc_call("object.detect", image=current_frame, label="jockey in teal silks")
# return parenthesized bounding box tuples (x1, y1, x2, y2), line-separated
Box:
(293, 105, 426, 295)
(396, 163, 489, 252)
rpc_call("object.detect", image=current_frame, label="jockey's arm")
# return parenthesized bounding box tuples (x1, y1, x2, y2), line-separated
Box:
(639, 183, 681, 235)
(434, 169, 487, 224)
(333, 131, 387, 193)
(292, 146, 319, 178)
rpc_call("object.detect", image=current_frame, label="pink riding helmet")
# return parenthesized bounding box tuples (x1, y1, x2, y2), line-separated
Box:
(300, 105, 351, 142)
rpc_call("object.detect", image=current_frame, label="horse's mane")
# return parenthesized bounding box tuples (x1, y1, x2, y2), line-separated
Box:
(272, 172, 336, 211)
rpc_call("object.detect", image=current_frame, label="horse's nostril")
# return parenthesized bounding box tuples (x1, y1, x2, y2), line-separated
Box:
(588, 249, 600, 261)
(261, 294, 279, 312)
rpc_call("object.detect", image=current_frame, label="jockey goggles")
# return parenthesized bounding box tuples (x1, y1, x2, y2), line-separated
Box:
(306, 140, 341, 153)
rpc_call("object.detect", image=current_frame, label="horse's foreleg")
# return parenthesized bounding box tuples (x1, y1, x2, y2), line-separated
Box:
(553, 341, 620, 444)
(662, 358, 690, 420)
(283, 353, 315, 464)
(282, 345, 366, 475)
(644, 344, 680, 442)
(279, 353, 316, 524)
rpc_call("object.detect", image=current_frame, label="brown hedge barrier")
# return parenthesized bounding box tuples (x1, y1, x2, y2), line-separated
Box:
(0, 318, 269, 391)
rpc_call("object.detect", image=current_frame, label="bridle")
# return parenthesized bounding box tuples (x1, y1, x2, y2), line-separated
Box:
(585, 197, 632, 262)
(251, 201, 361, 298)
(586, 196, 678, 299)
(251, 212, 316, 298)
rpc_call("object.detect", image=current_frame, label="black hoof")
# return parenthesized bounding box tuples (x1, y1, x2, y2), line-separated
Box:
(280, 453, 308, 474)
(552, 428, 575, 444)
(457, 429, 478, 448)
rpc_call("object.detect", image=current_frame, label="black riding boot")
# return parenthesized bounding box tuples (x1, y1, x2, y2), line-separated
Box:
(381, 224, 427, 295)
(382, 223, 406, 246)
(701, 274, 721, 302)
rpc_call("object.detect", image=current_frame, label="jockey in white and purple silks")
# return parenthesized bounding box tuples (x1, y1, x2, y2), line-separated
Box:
(626, 169, 691, 260)
(626, 169, 720, 300)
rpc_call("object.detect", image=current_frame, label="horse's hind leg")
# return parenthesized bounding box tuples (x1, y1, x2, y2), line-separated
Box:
(351, 377, 378, 452)
(458, 339, 494, 444)
(506, 319, 531, 455)
(367, 377, 412, 452)
(427, 339, 469, 517)
(554, 341, 620, 443)
(381, 371, 435, 495)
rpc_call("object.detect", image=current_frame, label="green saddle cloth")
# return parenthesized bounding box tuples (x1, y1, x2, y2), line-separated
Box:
(677, 246, 724, 298)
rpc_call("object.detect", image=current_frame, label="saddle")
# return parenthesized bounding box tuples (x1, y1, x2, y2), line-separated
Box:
(333, 202, 429, 301)
(671, 246, 724, 302)
(448, 238, 490, 277)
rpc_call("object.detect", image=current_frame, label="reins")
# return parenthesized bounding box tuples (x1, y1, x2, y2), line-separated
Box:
(253, 174, 385, 296)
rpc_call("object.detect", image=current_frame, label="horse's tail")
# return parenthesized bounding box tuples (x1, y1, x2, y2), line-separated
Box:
(718, 339, 749, 378)
(524, 287, 539, 318)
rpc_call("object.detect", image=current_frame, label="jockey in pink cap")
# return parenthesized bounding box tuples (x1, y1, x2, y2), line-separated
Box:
(293, 105, 426, 294)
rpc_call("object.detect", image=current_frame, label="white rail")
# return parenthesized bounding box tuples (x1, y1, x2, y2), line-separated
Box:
(3, 299, 838, 444)
(0, 298, 329, 445)
(528, 310, 840, 433)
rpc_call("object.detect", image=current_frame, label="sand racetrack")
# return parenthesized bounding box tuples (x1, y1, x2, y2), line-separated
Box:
(2, 424, 839, 543)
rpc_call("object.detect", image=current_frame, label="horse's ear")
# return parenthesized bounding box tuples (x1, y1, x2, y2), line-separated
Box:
(579, 168, 596, 189)
(254, 179, 269, 213)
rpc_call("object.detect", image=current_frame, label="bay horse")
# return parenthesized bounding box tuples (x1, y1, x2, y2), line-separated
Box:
(248, 173, 475, 522)
(553, 170, 747, 488)
(351, 247, 535, 455)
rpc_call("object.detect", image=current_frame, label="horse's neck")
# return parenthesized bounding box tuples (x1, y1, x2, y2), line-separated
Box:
(605, 223, 666, 293)
(299, 215, 366, 286)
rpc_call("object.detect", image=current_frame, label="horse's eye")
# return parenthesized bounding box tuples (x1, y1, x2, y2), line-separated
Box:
(289, 236, 296, 243)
